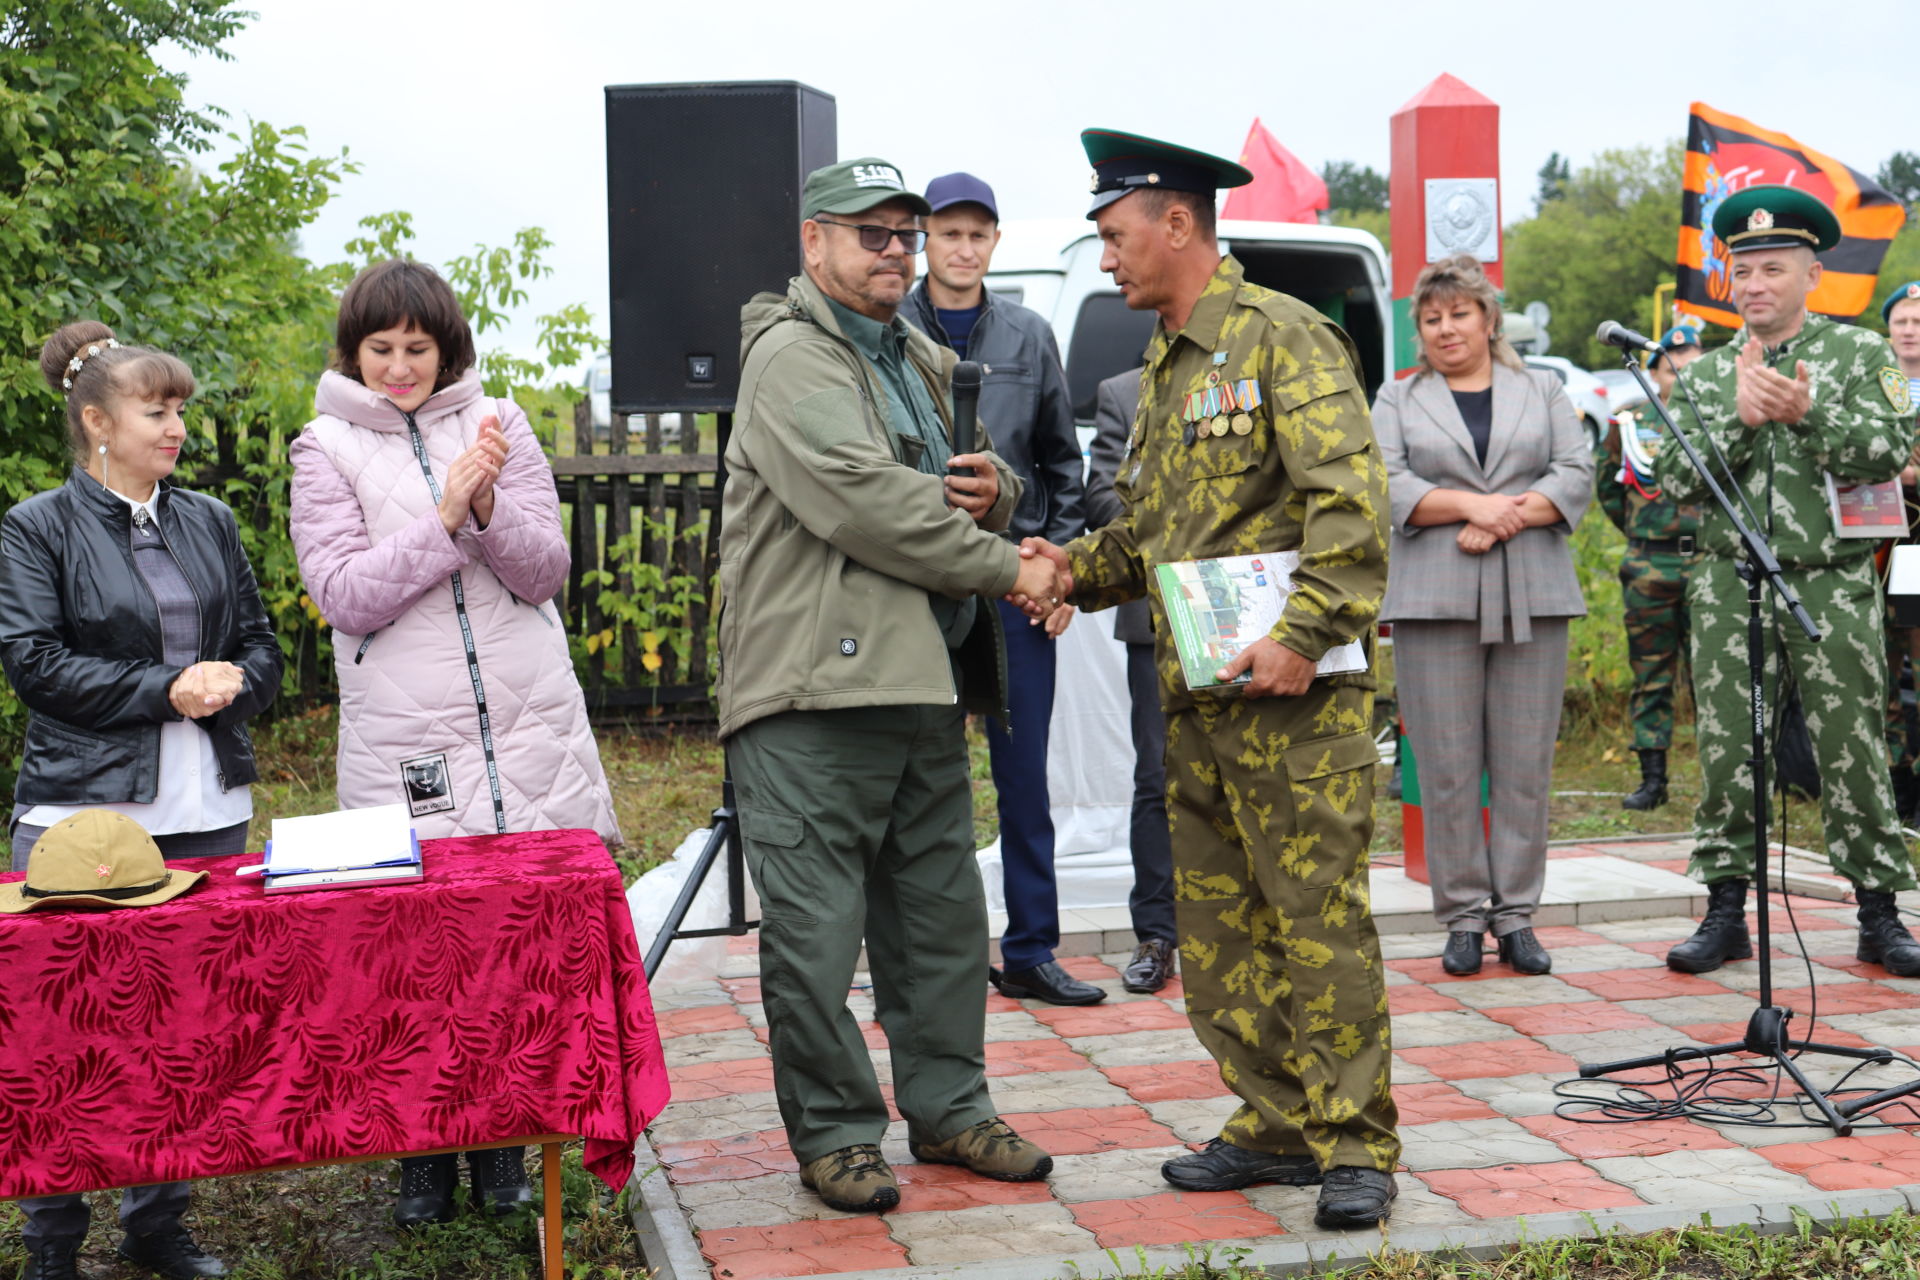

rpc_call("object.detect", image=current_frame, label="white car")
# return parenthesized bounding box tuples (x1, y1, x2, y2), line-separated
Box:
(1524, 355, 1612, 445)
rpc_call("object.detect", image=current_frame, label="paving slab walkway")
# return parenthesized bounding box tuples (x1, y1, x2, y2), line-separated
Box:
(628, 841, 1920, 1280)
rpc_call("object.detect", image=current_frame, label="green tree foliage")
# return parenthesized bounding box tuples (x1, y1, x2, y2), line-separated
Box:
(1504, 143, 1685, 367)
(1536, 151, 1571, 209)
(1878, 150, 1920, 212)
(1321, 160, 1388, 213)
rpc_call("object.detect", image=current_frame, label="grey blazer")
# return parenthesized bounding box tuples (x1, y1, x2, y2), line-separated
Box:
(1084, 369, 1152, 645)
(1374, 361, 1593, 641)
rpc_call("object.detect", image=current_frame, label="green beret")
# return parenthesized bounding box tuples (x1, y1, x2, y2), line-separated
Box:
(1079, 128, 1251, 220)
(1711, 184, 1840, 254)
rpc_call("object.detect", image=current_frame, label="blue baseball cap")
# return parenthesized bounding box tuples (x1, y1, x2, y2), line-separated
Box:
(1882, 280, 1920, 323)
(924, 172, 999, 220)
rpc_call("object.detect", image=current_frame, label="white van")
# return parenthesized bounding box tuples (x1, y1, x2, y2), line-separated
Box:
(984, 218, 1394, 422)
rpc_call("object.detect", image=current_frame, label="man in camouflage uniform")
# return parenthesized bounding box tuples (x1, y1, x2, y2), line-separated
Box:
(1652, 185, 1920, 977)
(1599, 326, 1705, 810)
(1879, 280, 1920, 824)
(1020, 129, 1398, 1229)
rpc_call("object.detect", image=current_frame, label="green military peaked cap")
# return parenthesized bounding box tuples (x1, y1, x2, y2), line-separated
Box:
(803, 157, 932, 220)
(1711, 184, 1841, 254)
(1080, 128, 1252, 220)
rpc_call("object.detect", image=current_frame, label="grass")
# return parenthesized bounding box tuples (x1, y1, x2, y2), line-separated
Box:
(1082, 1209, 1920, 1278)
(6, 701, 1902, 1279)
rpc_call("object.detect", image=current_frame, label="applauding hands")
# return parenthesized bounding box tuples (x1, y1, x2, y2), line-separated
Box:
(438, 415, 508, 536)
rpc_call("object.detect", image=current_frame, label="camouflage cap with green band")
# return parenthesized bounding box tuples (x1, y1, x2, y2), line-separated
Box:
(802, 157, 932, 220)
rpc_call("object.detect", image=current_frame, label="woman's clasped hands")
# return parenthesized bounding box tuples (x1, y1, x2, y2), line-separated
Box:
(438, 415, 509, 536)
(168, 660, 245, 719)
(1456, 491, 1528, 555)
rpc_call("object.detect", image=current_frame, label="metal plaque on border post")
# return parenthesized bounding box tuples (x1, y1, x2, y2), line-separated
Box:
(1424, 178, 1499, 263)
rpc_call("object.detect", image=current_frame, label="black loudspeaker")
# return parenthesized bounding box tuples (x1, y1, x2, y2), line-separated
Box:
(605, 81, 837, 414)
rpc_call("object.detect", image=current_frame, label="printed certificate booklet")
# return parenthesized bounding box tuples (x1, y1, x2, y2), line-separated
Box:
(1154, 552, 1368, 691)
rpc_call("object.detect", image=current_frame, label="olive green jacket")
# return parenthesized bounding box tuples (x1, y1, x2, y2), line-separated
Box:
(716, 272, 1023, 740)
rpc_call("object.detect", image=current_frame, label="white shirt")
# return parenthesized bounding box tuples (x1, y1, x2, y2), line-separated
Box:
(22, 487, 253, 835)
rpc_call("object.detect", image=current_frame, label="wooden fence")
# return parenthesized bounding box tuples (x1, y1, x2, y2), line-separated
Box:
(552, 401, 722, 719)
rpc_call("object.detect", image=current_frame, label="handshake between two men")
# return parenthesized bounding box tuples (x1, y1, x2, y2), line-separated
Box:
(1003, 538, 1319, 699)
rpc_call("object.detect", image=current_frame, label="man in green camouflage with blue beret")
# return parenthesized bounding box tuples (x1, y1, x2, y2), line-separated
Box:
(1652, 184, 1920, 978)
(1599, 326, 1705, 810)
(1019, 129, 1398, 1230)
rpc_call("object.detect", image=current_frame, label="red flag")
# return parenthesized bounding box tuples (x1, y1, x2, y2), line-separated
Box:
(1221, 118, 1328, 224)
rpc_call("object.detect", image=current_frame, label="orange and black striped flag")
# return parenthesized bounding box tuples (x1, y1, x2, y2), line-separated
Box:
(1678, 102, 1905, 327)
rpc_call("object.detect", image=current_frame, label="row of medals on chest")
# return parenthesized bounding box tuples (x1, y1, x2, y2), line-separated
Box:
(1182, 366, 1262, 441)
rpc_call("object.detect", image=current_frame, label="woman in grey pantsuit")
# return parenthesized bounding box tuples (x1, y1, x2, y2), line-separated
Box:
(1373, 256, 1592, 977)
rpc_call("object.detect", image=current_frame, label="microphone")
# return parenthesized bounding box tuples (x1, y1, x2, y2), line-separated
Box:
(950, 360, 981, 462)
(1596, 321, 1662, 354)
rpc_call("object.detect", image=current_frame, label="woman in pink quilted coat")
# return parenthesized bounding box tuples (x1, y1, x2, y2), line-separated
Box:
(289, 259, 621, 1226)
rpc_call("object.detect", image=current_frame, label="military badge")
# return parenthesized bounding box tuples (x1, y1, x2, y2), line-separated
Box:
(1909, 283, 1920, 301)
(1880, 367, 1914, 415)
(1748, 208, 1774, 232)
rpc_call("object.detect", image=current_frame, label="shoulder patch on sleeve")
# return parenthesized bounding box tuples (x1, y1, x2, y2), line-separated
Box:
(1880, 367, 1913, 415)
(792, 386, 872, 454)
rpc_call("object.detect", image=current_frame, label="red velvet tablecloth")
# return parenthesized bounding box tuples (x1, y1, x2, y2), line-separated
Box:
(0, 828, 668, 1198)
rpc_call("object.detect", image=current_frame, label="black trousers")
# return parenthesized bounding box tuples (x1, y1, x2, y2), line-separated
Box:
(1126, 641, 1176, 944)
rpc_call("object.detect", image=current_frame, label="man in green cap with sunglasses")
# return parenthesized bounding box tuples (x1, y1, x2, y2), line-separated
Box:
(719, 157, 1067, 1215)
(1652, 184, 1920, 979)
(1020, 128, 1399, 1229)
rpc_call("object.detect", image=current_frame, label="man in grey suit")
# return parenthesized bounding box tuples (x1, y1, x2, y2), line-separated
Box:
(1084, 367, 1177, 992)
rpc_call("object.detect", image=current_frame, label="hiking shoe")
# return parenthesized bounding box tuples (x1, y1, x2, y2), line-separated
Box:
(1161, 1138, 1323, 1191)
(910, 1117, 1052, 1181)
(117, 1226, 230, 1278)
(799, 1143, 899, 1212)
(1314, 1166, 1397, 1229)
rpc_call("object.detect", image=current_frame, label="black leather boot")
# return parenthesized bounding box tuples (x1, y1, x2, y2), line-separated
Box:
(1666, 877, 1752, 973)
(1621, 749, 1669, 811)
(23, 1238, 81, 1280)
(1497, 926, 1552, 975)
(393, 1153, 459, 1227)
(1441, 930, 1484, 975)
(468, 1146, 533, 1217)
(117, 1226, 229, 1278)
(1855, 887, 1920, 977)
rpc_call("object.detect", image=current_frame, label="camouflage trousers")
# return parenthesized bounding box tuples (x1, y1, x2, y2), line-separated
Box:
(1687, 553, 1917, 891)
(1619, 549, 1692, 751)
(1164, 682, 1400, 1173)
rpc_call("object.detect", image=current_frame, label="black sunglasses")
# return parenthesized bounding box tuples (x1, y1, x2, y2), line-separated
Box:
(814, 219, 927, 254)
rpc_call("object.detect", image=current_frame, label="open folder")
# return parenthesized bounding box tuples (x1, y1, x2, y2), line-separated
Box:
(246, 803, 424, 893)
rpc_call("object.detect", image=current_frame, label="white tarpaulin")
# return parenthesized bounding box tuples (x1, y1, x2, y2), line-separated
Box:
(975, 604, 1144, 914)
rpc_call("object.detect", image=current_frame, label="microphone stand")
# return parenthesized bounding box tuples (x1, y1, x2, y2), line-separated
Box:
(1575, 350, 1892, 1135)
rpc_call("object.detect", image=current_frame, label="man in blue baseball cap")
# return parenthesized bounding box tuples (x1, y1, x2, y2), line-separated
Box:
(905, 173, 1103, 1004)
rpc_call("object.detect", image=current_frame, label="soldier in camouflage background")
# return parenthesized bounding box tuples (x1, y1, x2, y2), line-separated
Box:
(1878, 279, 1920, 825)
(1598, 326, 1705, 810)
(1652, 185, 1920, 978)
(1018, 129, 1398, 1230)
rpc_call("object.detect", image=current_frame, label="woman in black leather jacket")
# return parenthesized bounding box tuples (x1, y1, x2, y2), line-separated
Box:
(0, 321, 281, 868)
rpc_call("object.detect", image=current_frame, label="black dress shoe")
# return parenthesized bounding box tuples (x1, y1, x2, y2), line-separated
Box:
(989, 961, 1106, 1005)
(23, 1237, 80, 1280)
(1314, 1166, 1397, 1229)
(1121, 939, 1176, 993)
(118, 1226, 230, 1279)
(1496, 926, 1552, 975)
(1161, 1137, 1323, 1191)
(394, 1152, 459, 1227)
(1440, 930, 1483, 975)
(468, 1145, 534, 1217)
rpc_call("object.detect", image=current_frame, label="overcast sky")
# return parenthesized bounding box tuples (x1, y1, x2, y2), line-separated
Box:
(175, 0, 1914, 375)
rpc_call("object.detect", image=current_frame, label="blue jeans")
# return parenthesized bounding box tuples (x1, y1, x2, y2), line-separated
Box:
(987, 600, 1060, 972)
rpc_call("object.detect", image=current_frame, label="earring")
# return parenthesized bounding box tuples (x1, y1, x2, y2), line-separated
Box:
(98, 444, 106, 455)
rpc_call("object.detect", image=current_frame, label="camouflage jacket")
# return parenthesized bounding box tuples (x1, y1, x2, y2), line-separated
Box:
(1651, 314, 1910, 568)
(1596, 406, 1699, 541)
(1063, 254, 1390, 711)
